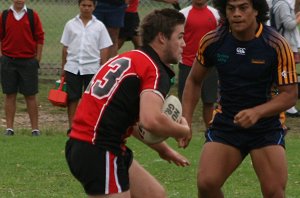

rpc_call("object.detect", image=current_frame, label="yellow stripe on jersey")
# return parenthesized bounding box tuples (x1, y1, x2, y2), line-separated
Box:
(196, 29, 220, 65)
(255, 23, 263, 38)
(267, 29, 297, 85)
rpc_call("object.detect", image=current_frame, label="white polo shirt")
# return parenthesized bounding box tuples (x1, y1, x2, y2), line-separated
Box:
(61, 15, 112, 75)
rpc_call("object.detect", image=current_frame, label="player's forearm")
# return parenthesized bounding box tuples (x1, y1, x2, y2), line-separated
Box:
(141, 112, 189, 139)
(252, 84, 298, 119)
(182, 78, 202, 126)
(148, 141, 170, 153)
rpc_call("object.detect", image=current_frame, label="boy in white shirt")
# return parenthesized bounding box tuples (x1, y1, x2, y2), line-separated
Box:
(60, 0, 112, 132)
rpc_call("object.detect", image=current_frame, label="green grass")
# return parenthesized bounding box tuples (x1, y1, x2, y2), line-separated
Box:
(0, 132, 300, 197)
(0, 1, 300, 197)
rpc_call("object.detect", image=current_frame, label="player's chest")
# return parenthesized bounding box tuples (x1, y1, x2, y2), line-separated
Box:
(213, 41, 275, 78)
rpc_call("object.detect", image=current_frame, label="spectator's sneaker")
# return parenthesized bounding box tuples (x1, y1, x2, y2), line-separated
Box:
(4, 128, 14, 136)
(32, 129, 41, 136)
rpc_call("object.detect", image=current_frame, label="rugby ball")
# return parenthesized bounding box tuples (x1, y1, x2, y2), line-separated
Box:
(138, 95, 182, 144)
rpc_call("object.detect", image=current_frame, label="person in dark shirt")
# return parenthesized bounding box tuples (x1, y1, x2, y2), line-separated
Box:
(181, 0, 298, 197)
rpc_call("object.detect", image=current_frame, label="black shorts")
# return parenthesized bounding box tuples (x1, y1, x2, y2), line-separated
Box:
(1, 55, 39, 95)
(119, 12, 140, 40)
(178, 63, 218, 103)
(205, 128, 285, 158)
(65, 71, 94, 102)
(65, 138, 133, 196)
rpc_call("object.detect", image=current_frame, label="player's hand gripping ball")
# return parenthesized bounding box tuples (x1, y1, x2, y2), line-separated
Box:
(138, 95, 182, 144)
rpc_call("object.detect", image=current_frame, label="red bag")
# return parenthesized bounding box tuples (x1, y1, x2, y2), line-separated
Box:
(48, 77, 68, 107)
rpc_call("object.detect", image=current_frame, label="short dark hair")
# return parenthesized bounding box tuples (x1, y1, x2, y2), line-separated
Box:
(212, 0, 269, 23)
(78, 0, 97, 5)
(140, 8, 185, 46)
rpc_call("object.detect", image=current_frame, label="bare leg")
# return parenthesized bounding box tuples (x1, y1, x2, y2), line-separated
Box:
(118, 37, 126, 50)
(24, 95, 39, 130)
(67, 100, 79, 128)
(197, 142, 243, 198)
(131, 35, 142, 49)
(107, 27, 120, 57)
(129, 159, 166, 198)
(5, 93, 17, 129)
(251, 145, 287, 198)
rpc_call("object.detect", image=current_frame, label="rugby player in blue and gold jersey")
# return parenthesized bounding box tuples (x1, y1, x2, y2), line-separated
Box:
(181, 0, 298, 197)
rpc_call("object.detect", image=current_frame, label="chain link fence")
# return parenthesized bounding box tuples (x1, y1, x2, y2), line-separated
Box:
(1, 0, 191, 78)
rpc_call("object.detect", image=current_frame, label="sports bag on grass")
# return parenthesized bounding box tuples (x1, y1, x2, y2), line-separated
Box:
(48, 76, 68, 107)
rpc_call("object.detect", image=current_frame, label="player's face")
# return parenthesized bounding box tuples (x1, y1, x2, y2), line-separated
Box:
(226, 0, 258, 40)
(79, 0, 95, 17)
(192, 0, 208, 8)
(13, 0, 25, 11)
(164, 24, 185, 64)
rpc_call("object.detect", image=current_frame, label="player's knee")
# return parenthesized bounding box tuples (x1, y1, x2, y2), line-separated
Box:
(261, 183, 285, 198)
(150, 185, 166, 198)
(197, 176, 222, 194)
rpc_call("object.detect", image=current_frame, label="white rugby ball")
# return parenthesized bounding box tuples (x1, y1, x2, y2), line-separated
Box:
(138, 95, 182, 144)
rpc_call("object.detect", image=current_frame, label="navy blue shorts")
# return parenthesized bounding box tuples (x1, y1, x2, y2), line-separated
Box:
(65, 71, 94, 102)
(205, 128, 285, 158)
(65, 138, 133, 195)
(93, 3, 127, 28)
(1, 55, 39, 95)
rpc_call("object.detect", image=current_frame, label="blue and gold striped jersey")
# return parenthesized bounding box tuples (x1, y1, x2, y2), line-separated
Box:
(196, 23, 298, 132)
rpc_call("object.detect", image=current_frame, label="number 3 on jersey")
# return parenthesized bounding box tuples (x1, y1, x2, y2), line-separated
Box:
(85, 57, 131, 99)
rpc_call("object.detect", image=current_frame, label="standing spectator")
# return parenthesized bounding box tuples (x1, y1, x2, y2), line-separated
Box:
(93, 0, 128, 57)
(178, 0, 220, 129)
(0, 0, 44, 136)
(65, 8, 190, 197)
(182, 0, 298, 197)
(61, 0, 112, 132)
(118, 0, 179, 50)
(272, 0, 300, 117)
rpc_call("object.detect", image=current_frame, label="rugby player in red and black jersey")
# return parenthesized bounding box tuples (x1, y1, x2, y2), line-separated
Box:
(65, 8, 190, 198)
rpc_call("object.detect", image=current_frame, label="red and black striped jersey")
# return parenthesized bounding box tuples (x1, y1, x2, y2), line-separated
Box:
(69, 45, 175, 155)
(197, 23, 298, 132)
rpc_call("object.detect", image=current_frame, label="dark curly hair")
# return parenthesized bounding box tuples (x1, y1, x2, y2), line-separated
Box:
(212, 0, 269, 24)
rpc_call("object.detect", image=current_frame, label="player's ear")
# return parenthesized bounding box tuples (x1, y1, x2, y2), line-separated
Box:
(157, 32, 166, 44)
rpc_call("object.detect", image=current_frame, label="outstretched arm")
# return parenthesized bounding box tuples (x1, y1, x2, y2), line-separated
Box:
(131, 124, 190, 167)
(179, 59, 209, 148)
(150, 141, 190, 167)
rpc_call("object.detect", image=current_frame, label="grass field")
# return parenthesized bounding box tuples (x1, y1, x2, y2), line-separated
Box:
(0, 130, 300, 197)
(0, 1, 300, 197)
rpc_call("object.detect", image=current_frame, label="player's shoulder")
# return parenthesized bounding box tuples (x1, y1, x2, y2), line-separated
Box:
(261, 25, 291, 50)
(200, 25, 226, 48)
